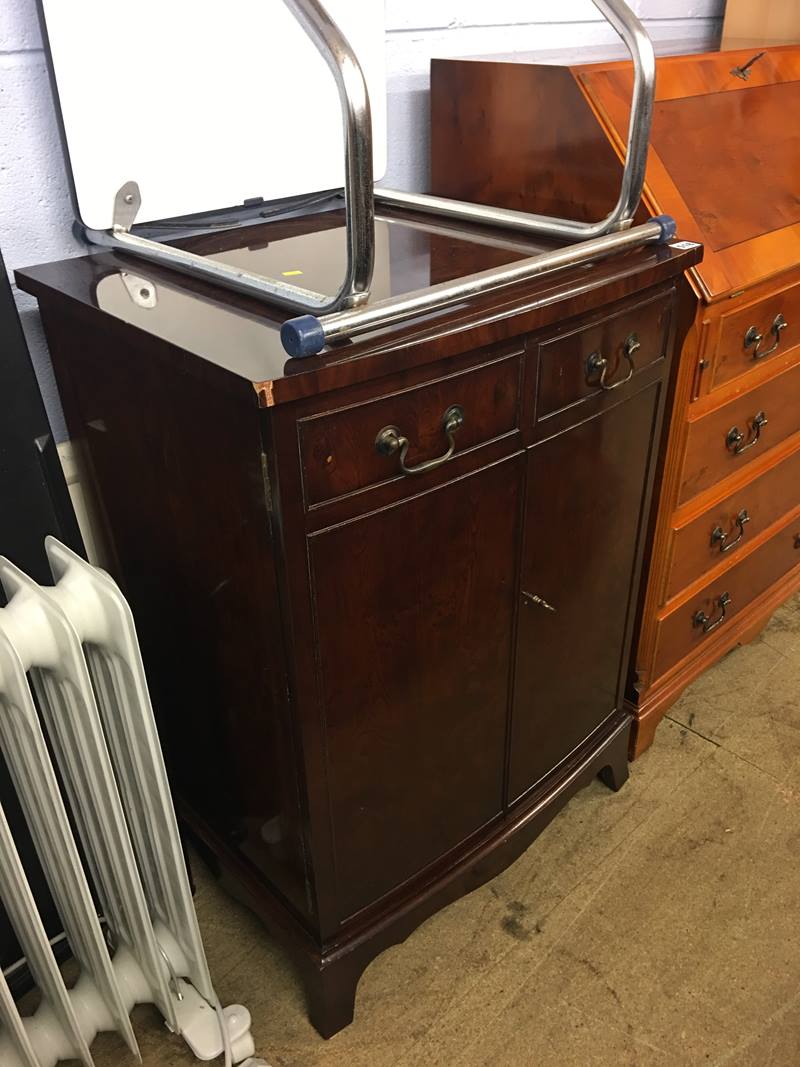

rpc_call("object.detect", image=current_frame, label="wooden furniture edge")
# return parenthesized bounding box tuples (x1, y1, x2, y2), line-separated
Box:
(628, 560, 800, 756)
(183, 711, 631, 1036)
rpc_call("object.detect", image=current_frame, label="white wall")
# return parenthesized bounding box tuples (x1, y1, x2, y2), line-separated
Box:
(0, 0, 724, 440)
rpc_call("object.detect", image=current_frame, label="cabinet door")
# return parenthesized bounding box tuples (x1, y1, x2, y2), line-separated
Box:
(309, 455, 522, 920)
(509, 386, 659, 803)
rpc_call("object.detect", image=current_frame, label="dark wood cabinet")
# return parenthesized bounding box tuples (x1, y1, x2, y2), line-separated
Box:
(511, 382, 659, 803)
(15, 208, 699, 1036)
(309, 454, 521, 921)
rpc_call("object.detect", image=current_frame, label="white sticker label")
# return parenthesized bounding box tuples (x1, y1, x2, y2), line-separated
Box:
(671, 241, 702, 250)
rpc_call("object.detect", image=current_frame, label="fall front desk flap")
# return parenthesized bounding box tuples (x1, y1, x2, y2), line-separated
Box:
(578, 44, 800, 302)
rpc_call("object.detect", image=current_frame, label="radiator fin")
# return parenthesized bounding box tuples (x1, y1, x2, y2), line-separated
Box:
(49, 539, 215, 1003)
(0, 623, 138, 1061)
(0, 801, 91, 1066)
(0, 539, 258, 1066)
(9, 559, 177, 1029)
(0, 970, 40, 1067)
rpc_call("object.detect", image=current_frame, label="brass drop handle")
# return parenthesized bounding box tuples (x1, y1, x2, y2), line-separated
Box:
(375, 404, 464, 476)
(693, 591, 731, 635)
(726, 411, 767, 455)
(710, 508, 750, 554)
(586, 332, 640, 391)
(744, 313, 787, 360)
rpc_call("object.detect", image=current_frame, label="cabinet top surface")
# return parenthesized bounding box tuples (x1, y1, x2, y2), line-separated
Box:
(15, 207, 699, 406)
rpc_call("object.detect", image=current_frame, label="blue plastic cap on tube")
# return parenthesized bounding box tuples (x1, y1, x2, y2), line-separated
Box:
(650, 214, 677, 244)
(281, 315, 326, 358)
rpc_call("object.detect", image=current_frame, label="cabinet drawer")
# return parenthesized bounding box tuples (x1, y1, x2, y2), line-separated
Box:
(532, 288, 672, 423)
(711, 281, 800, 390)
(299, 350, 522, 507)
(679, 359, 800, 505)
(667, 441, 800, 600)
(653, 517, 800, 680)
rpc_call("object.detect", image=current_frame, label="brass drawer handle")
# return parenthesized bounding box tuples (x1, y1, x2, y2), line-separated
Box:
(375, 404, 464, 476)
(744, 313, 787, 360)
(726, 410, 767, 455)
(693, 591, 731, 635)
(586, 332, 640, 391)
(710, 508, 750, 554)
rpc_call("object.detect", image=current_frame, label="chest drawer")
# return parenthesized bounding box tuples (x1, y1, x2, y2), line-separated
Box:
(653, 515, 800, 681)
(299, 349, 522, 507)
(532, 288, 673, 424)
(666, 441, 800, 600)
(679, 359, 800, 505)
(710, 281, 800, 391)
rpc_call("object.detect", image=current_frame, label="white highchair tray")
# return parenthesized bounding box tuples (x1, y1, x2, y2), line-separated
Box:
(41, 0, 387, 230)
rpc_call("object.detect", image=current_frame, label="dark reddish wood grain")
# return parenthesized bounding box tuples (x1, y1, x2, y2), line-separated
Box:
(511, 381, 661, 803)
(430, 61, 631, 225)
(310, 455, 522, 920)
(534, 287, 672, 422)
(15, 207, 698, 406)
(17, 206, 698, 1036)
(298, 347, 522, 507)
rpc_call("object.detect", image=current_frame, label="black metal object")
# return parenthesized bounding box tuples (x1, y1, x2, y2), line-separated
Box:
(744, 313, 788, 360)
(711, 509, 751, 554)
(0, 247, 85, 994)
(587, 332, 640, 391)
(375, 405, 465, 476)
(730, 51, 766, 81)
(693, 592, 732, 634)
(726, 411, 768, 455)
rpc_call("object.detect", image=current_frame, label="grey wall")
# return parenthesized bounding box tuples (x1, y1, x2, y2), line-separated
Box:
(1, 0, 724, 440)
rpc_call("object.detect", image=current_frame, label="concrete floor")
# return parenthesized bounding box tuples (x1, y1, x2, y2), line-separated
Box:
(91, 594, 800, 1066)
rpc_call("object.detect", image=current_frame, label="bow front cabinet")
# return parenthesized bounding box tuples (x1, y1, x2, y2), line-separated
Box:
(16, 211, 699, 1033)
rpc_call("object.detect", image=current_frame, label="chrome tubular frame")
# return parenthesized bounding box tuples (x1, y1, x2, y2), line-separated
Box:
(280, 217, 675, 356)
(374, 0, 655, 243)
(85, 0, 375, 315)
(80, 0, 670, 355)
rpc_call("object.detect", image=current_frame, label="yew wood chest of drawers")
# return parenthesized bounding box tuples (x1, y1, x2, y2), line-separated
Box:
(16, 209, 697, 1034)
(431, 42, 800, 756)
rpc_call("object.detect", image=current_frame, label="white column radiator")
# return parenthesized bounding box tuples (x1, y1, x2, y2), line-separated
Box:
(0, 538, 266, 1067)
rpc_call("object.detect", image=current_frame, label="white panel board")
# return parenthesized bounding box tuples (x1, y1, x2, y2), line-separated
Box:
(41, 0, 387, 230)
